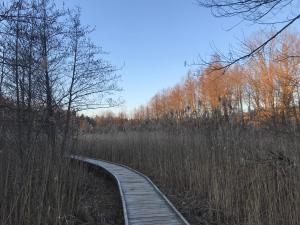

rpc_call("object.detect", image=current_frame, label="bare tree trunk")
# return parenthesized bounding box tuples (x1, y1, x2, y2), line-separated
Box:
(61, 31, 78, 151)
(15, 3, 23, 156)
(247, 92, 253, 121)
(239, 88, 244, 125)
(291, 96, 299, 131)
(222, 97, 229, 122)
(0, 49, 4, 96)
(41, 2, 55, 147)
(26, 6, 35, 146)
(21, 67, 25, 122)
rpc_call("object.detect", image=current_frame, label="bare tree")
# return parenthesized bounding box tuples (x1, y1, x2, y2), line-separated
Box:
(197, 0, 300, 68)
(0, 47, 5, 97)
(0, 0, 122, 152)
(34, 0, 67, 147)
(0, 0, 28, 155)
(61, 9, 121, 150)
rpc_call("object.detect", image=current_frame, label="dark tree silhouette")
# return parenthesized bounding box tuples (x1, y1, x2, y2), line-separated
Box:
(197, 0, 300, 67)
(0, 0, 121, 153)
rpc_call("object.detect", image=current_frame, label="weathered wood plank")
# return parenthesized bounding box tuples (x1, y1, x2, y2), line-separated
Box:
(70, 155, 189, 225)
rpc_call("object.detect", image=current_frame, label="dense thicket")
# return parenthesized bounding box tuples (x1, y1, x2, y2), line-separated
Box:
(0, 0, 120, 151)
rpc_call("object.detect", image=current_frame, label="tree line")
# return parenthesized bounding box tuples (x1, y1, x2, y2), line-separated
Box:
(132, 31, 300, 129)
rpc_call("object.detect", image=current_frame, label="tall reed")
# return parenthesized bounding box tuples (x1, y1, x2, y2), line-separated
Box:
(0, 140, 88, 225)
(77, 126, 300, 225)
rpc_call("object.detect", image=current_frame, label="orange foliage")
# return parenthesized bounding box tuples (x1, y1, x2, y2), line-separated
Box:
(132, 32, 300, 125)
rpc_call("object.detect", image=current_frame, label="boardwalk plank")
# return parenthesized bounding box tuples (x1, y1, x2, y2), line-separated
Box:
(70, 155, 189, 225)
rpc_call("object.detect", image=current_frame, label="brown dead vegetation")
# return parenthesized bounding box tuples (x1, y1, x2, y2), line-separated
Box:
(76, 126, 300, 225)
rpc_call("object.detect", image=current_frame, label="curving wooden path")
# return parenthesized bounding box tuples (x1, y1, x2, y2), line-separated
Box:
(70, 155, 190, 225)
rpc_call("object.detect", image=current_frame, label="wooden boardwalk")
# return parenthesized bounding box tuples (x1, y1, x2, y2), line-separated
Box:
(70, 155, 190, 225)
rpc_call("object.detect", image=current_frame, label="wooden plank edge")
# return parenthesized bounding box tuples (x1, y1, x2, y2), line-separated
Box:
(68, 155, 130, 225)
(70, 154, 190, 225)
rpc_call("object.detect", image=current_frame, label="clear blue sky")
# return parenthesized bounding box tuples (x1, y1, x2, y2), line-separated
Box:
(56, 0, 296, 116)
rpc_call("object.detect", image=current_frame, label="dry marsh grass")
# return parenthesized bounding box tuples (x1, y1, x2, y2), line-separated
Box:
(0, 141, 124, 225)
(76, 126, 300, 225)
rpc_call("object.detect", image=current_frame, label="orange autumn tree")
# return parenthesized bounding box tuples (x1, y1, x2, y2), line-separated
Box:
(183, 73, 197, 117)
(276, 33, 300, 124)
(199, 59, 232, 120)
(244, 31, 300, 124)
(132, 31, 300, 127)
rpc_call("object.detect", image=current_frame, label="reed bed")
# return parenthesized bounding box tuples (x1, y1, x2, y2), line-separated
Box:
(76, 126, 300, 225)
(0, 141, 81, 225)
(0, 139, 123, 225)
